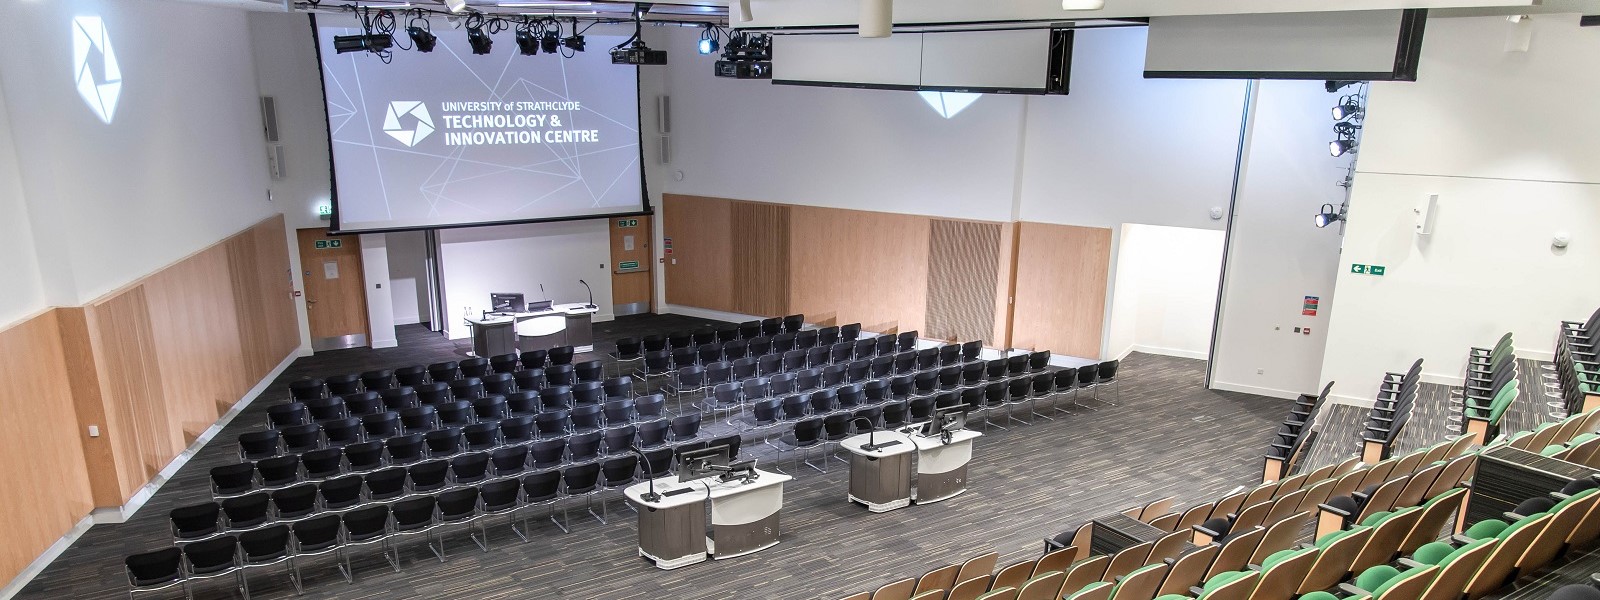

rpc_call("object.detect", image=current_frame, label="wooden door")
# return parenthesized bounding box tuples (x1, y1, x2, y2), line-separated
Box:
(296, 228, 369, 350)
(610, 216, 653, 316)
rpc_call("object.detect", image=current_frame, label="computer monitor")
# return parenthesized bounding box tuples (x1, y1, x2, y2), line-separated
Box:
(921, 405, 970, 438)
(489, 292, 525, 313)
(527, 299, 553, 312)
(677, 444, 731, 482)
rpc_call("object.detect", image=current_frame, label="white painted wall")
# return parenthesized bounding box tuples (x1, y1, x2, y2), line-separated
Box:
(439, 220, 616, 340)
(0, 0, 277, 305)
(386, 230, 430, 326)
(359, 234, 398, 348)
(1106, 224, 1226, 360)
(1210, 80, 1347, 400)
(1320, 13, 1600, 405)
(0, 79, 46, 327)
(1017, 26, 1248, 231)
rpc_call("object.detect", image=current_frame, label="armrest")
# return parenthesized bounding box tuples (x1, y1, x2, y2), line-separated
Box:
(1163, 557, 1177, 566)
(1194, 523, 1226, 538)
(1451, 534, 1475, 544)
(1504, 511, 1527, 521)
(1245, 563, 1262, 572)
(1339, 582, 1372, 597)
(1190, 586, 1206, 596)
(1396, 557, 1425, 569)
(1319, 502, 1354, 518)
(1352, 491, 1370, 503)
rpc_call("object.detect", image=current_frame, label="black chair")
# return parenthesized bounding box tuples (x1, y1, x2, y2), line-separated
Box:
(637, 419, 670, 449)
(567, 431, 604, 464)
(603, 425, 637, 456)
(380, 387, 419, 412)
(388, 495, 441, 567)
(491, 445, 530, 478)
(425, 428, 464, 458)
(318, 475, 363, 510)
(342, 392, 383, 417)
(407, 460, 449, 493)
(459, 356, 491, 378)
(737, 321, 762, 340)
(669, 413, 702, 443)
(530, 439, 566, 470)
(338, 505, 391, 582)
(572, 381, 606, 406)
(321, 418, 364, 448)
(513, 369, 546, 393)
(518, 470, 564, 537)
(821, 413, 852, 462)
(489, 353, 521, 375)
(361, 411, 402, 439)
(882, 400, 910, 429)
(305, 397, 347, 423)
(610, 337, 645, 377)
(505, 391, 541, 417)
(635, 394, 667, 422)
(908, 396, 935, 423)
(806, 346, 831, 369)
(270, 484, 318, 520)
(415, 382, 452, 406)
(875, 335, 897, 357)
(519, 349, 548, 370)
(289, 515, 342, 584)
(266, 403, 309, 429)
(818, 326, 841, 347)
(603, 398, 637, 428)
(547, 364, 577, 387)
(595, 455, 639, 523)
(984, 358, 1008, 380)
(449, 377, 485, 400)
(289, 379, 327, 402)
(779, 394, 811, 422)
(302, 448, 345, 479)
(500, 415, 537, 444)
(782, 314, 805, 333)
(776, 418, 826, 473)
(960, 340, 983, 362)
(238, 524, 295, 594)
(863, 379, 890, 404)
(395, 365, 429, 387)
(170, 502, 221, 542)
(345, 440, 388, 472)
(535, 410, 571, 439)
(574, 359, 606, 383)
(239, 430, 282, 461)
(548, 346, 576, 366)
(463, 422, 502, 451)
(256, 456, 301, 489)
(364, 467, 407, 501)
(386, 433, 427, 466)
(475, 478, 525, 547)
(937, 344, 961, 366)
(361, 369, 396, 392)
(539, 386, 573, 412)
(181, 535, 242, 598)
(437, 401, 474, 428)
(473, 396, 509, 420)
(1075, 364, 1100, 408)
(556, 463, 602, 532)
(893, 352, 917, 375)
(125, 547, 184, 598)
(450, 452, 491, 485)
(744, 398, 783, 433)
(1052, 367, 1080, 413)
(400, 405, 439, 434)
(482, 373, 516, 396)
(1094, 359, 1121, 405)
(602, 376, 633, 400)
(782, 349, 808, 372)
(214, 464, 257, 499)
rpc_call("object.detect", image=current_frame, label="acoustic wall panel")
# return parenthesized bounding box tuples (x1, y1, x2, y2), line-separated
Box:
(663, 195, 735, 312)
(731, 202, 792, 317)
(1145, 10, 1426, 80)
(1010, 222, 1113, 359)
(789, 205, 932, 333)
(925, 219, 1002, 343)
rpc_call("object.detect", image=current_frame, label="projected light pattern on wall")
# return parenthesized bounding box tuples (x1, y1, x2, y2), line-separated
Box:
(918, 91, 982, 119)
(72, 16, 121, 124)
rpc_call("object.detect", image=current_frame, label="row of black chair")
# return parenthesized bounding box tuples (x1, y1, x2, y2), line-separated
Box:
(1265, 381, 1333, 481)
(1363, 358, 1423, 462)
(287, 348, 580, 401)
(1557, 308, 1599, 416)
(284, 361, 617, 412)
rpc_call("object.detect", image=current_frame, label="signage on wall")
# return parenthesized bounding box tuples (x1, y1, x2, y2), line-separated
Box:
(1350, 264, 1387, 276)
(617, 218, 639, 228)
(619, 260, 640, 270)
(314, 239, 343, 249)
(663, 237, 673, 255)
(1302, 296, 1319, 317)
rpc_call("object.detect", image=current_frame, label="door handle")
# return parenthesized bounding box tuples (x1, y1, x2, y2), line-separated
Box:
(307, 299, 318, 304)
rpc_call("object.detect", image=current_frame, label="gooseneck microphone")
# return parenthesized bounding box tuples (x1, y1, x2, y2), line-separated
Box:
(853, 417, 882, 452)
(579, 279, 595, 309)
(630, 446, 661, 502)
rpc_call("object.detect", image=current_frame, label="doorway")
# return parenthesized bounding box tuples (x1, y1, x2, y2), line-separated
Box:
(296, 228, 370, 351)
(610, 216, 653, 316)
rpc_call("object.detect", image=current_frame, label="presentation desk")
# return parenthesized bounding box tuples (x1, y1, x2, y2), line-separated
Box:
(841, 428, 983, 511)
(462, 303, 597, 356)
(624, 468, 794, 570)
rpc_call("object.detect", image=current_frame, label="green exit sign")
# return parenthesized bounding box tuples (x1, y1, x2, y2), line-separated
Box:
(1369, 265, 1386, 276)
(317, 205, 332, 216)
(1351, 264, 1366, 274)
(1350, 263, 1386, 276)
(616, 219, 640, 228)
(314, 239, 342, 250)
(619, 260, 640, 270)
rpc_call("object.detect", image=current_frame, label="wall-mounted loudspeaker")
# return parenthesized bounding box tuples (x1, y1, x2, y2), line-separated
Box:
(260, 96, 280, 142)
(659, 136, 671, 165)
(656, 95, 671, 135)
(1415, 194, 1439, 236)
(267, 145, 286, 180)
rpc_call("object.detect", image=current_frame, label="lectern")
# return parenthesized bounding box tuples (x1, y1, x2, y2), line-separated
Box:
(841, 431, 915, 512)
(912, 429, 982, 503)
(624, 468, 793, 570)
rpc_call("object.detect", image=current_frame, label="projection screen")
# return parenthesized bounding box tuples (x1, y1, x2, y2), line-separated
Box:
(312, 18, 647, 233)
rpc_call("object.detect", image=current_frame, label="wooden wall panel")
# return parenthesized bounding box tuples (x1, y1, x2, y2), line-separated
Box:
(789, 206, 932, 334)
(0, 310, 94, 589)
(85, 287, 172, 501)
(731, 202, 791, 317)
(1010, 222, 1113, 359)
(145, 246, 249, 441)
(991, 223, 1019, 349)
(925, 219, 1002, 343)
(662, 194, 733, 312)
(228, 215, 298, 379)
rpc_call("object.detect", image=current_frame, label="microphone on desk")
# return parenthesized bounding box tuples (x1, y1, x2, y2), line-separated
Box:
(630, 446, 661, 503)
(853, 417, 883, 452)
(579, 279, 596, 309)
(540, 283, 547, 302)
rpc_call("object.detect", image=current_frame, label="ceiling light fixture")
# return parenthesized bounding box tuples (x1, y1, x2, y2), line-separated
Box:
(515, 27, 539, 54)
(1332, 99, 1363, 121)
(860, 0, 892, 38)
(540, 29, 561, 53)
(698, 24, 720, 55)
(466, 15, 494, 54)
(406, 12, 437, 52)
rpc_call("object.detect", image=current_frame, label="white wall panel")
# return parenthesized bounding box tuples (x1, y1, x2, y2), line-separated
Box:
(438, 220, 615, 340)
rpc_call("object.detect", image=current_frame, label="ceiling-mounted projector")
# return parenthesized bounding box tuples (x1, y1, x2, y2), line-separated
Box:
(611, 41, 667, 65)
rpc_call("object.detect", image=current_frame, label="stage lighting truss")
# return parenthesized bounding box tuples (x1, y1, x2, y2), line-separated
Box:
(1329, 82, 1366, 158)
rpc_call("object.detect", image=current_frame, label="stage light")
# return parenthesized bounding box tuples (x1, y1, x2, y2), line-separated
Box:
(1062, 0, 1105, 9)
(1332, 99, 1363, 121)
(564, 34, 586, 52)
(736, 0, 752, 23)
(334, 33, 393, 54)
(468, 23, 493, 54)
(515, 28, 539, 54)
(1329, 139, 1356, 157)
(1330, 121, 1359, 157)
(1314, 203, 1345, 228)
(698, 26, 719, 54)
(860, 0, 892, 38)
(407, 26, 437, 52)
(541, 30, 561, 53)
(444, 0, 469, 13)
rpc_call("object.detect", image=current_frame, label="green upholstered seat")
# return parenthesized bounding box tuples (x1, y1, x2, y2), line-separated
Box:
(1412, 541, 1454, 565)
(1464, 519, 1509, 540)
(1354, 565, 1401, 592)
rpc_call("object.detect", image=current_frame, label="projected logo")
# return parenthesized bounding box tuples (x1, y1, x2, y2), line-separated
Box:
(917, 92, 982, 119)
(72, 16, 122, 124)
(382, 101, 435, 147)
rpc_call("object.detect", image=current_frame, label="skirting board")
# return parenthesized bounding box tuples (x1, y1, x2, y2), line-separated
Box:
(0, 514, 94, 600)
(1209, 380, 1303, 401)
(1131, 344, 1209, 361)
(660, 304, 769, 325)
(90, 348, 300, 523)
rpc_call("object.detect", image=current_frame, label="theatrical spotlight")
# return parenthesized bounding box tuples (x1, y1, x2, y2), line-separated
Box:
(467, 16, 494, 54)
(698, 26, 719, 55)
(334, 33, 393, 54)
(541, 30, 561, 54)
(564, 34, 586, 52)
(407, 24, 437, 52)
(516, 28, 540, 55)
(1332, 99, 1363, 121)
(1329, 121, 1359, 157)
(1314, 203, 1345, 228)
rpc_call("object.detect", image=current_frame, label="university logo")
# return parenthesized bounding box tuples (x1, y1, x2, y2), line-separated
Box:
(72, 16, 121, 124)
(383, 101, 435, 147)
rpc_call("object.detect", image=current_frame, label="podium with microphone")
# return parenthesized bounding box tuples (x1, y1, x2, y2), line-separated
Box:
(841, 418, 916, 512)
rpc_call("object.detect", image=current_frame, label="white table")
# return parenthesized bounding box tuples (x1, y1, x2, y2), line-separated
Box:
(464, 303, 598, 354)
(910, 429, 983, 504)
(841, 431, 916, 512)
(624, 468, 793, 569)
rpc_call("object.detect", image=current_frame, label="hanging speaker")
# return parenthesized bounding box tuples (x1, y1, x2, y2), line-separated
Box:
(260, 96, 280, 142)
(659, 136, 671, 164)
(860, 0, 892, 38)
(657, 95, 671, 135)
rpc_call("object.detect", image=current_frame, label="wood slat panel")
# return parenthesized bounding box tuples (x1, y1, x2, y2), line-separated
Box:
(228, 216, 298, 378)
(85, 286, 171, 500)
(925, 219, 1002, 343)
(1011, 222, 1113, 359)
(0, 310, 94, 588)
(731, 202, 791, 317)
(662, 194, 733, 312)
(789, 206, 931, 334)
(991, 223, 1019, 349)
(144, 245, 248, 441)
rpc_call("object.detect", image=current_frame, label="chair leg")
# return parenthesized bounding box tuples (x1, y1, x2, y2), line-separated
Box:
(288, 558, 304, 595)
(590, 494, 609, 525)
(554, 501, 572, 534)
(239, 570, 251, 600)
(426, 530, 446, 562)
(384, 538, 402, 572)
(1031, 395, 1054, 421)
(337, 549, 353, 584)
